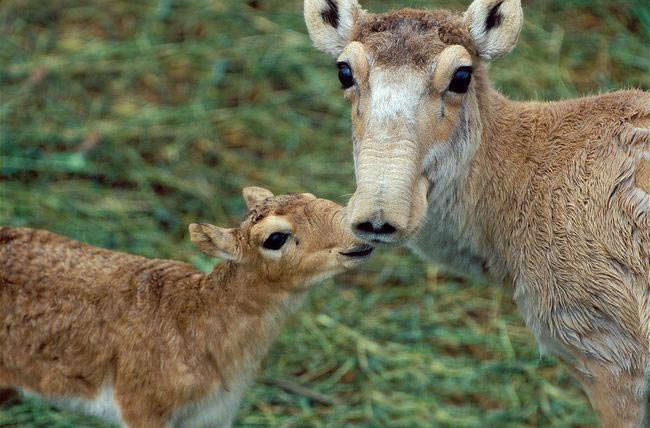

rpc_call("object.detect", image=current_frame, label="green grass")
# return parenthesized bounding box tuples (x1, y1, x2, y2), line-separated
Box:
(1, 0, 649, 426)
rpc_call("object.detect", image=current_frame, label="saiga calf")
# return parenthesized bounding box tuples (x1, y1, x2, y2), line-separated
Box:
(0, 187, 373, 427)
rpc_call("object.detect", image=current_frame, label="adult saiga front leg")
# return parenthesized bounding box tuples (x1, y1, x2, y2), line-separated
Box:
(571, 357, 648, 428)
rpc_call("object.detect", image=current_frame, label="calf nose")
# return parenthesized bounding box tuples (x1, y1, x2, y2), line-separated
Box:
(355, 221, 397, 235)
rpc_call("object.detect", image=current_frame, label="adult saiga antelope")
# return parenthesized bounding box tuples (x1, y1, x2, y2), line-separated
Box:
(304, 0, 650, 425)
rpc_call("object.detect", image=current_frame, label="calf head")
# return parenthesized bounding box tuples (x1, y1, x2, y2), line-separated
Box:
(189, 187, 373, 288)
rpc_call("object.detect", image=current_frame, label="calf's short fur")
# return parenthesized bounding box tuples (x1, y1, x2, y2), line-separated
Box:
(0, 187, 372, 428)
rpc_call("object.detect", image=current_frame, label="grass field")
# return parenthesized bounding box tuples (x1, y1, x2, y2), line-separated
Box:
(1, 0, 649, 426)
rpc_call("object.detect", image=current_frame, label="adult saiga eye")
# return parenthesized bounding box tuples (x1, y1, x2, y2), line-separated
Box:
(337, 62, 354, 89)
(449, 66, 473, 93)
(262, 232, 290, 250)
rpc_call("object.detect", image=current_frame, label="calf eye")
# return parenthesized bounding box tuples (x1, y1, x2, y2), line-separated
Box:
(449, 66, 473, 93)
(337, 62, 354, 89)
(262, 232, 290, 250)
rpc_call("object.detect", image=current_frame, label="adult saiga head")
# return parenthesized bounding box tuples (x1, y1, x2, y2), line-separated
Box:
(304, 0, 523, 245)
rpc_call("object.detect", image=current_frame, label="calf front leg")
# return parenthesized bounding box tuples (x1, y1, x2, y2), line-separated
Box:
(0, 388, 18, 406)
(120, 407, 167, 428)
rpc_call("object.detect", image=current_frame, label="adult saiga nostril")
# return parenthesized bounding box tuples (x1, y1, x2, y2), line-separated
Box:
(355, 221, 397, 235)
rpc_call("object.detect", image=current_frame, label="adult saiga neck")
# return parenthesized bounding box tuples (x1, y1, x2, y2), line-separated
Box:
(411, 69, 522, 282)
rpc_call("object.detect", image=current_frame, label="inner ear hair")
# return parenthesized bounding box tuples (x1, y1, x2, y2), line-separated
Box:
(304, 0, 365, 57)
(485, 0, 504, 31)
(464, 0, 523, 60)
(321, 0, 339, 28)
(189, 223, 240, 261)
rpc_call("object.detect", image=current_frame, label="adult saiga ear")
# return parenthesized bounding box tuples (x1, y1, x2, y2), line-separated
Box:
(189, 223, 242, 262)
(304, 0, 366, 57)
(464, 0, 523, 60)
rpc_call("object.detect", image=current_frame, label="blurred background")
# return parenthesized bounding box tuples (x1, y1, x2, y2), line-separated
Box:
(1, 0, 648, 426)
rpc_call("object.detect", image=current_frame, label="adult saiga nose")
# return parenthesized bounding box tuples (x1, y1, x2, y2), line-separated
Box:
(350, 212, 404, 244)
(355, 221, 397, 235)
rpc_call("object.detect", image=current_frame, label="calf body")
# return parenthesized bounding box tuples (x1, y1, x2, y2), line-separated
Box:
(0, 188, 373, 427)
(0, 228, 292, 427)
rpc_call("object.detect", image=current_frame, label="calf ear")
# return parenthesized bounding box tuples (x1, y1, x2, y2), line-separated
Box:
(304, 0, 365, 57)
(464, 0, 523, 60)
(189, 223, 241, 262)
(242, 186, 274, 210)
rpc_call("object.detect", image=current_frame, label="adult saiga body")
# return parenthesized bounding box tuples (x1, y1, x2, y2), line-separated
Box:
(305, 0, 650, 425)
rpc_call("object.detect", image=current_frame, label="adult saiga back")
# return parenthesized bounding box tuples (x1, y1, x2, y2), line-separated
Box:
(304, 0, 650, 426)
